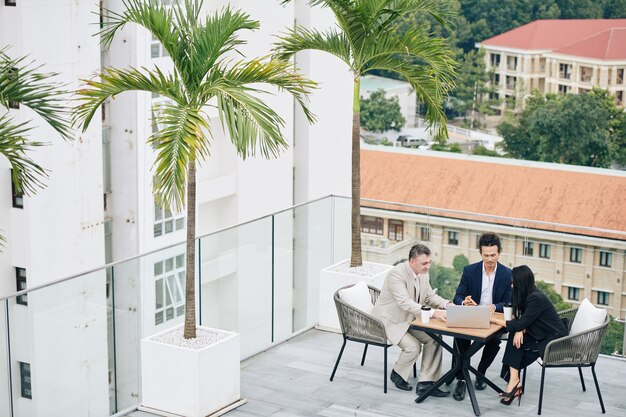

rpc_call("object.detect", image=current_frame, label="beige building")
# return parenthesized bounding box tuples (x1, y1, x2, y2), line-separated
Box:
(476, 19, 626, 112)
(359, 146, 626, 318)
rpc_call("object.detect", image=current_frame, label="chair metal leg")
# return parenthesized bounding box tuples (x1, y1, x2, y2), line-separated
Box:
(578, 366, 586, 392)
(413, 362, 417, 378)
(384, 345, 388, 394)
(361, 343, 368, 366)
(591, 364, 605, 413)
(538, 366, 546, 415)
(330, 338, 347, 381)
(520, 367, 526, 406)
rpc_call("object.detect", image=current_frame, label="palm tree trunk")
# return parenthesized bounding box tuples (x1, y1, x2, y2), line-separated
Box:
(183, 160, 197, 339)
(350, 77, 362, 267)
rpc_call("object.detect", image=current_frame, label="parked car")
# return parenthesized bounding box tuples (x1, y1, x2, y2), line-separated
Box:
(397, 135, 430, 149)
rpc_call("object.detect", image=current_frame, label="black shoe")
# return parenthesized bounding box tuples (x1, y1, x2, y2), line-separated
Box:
(416, 381, 450, 398)
(475, 379, 487, 391)
(453, 380, 466, 401)
(390, 369, 413, 391)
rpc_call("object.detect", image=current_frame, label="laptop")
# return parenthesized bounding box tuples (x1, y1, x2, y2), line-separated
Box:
(446, 305, 491, 329)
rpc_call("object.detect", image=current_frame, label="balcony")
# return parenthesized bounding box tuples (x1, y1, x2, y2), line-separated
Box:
(2, 196, 625, 417)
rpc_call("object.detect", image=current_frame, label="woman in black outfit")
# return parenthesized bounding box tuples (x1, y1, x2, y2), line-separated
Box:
(489, 265, 568, 405)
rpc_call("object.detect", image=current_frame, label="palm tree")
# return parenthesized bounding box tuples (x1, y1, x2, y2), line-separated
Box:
(74, 0, 315, 339)
(274, 0, 456, 267)
(0, 48, 73, 244)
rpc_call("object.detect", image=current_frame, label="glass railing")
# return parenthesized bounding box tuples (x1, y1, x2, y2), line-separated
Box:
(1, 195, 624, 416)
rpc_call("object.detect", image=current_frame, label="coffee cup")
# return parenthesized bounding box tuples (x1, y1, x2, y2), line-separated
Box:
(503, 304, 513, 321)
(421, 306, 432, 324)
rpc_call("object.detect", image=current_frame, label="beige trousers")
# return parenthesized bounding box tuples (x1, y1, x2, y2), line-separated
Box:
(394, 329, 442, 382)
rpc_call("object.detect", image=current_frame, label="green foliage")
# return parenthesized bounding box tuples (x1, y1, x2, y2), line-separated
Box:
(360, 89, 405, 133)
(497, 89, 626, 167)
(452, 254, 469, 274)
(380, 138, 394, 146)
(447, 49, 498, 116)
(431, 142, 462, 153)
(536, 281, 572, 312)
(601, 317, 624, 355)
(430, 262, 461, 300)
(472, 145, 501, 157)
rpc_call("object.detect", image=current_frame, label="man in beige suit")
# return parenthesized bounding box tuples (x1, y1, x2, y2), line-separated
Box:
(371, 244, 451, 397)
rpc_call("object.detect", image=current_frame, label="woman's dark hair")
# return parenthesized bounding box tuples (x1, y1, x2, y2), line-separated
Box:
(511, 265, 536, 318)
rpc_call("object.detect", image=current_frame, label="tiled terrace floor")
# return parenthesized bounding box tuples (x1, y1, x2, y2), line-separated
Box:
(131, 329, 626, 417)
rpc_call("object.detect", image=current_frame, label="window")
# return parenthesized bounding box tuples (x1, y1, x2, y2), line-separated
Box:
(599, 251, 612, 268)
(154, 201, 185, 237)
(154, 254, 185, 325)
(617, 68, 624, 84)
(567, 287, 580, 301)
(420, 226, 431, 242)
(506, 75, 516, 90)
(11, 170, 23, 208)
(616, 91, 623, 106)
(559, 63, 572, 79)
(580, 66, 592, 83)
(539, 243, 551, 259)
(489, 53, 500, 68)
(492, 73, 500, 85)
(448, 231, 459, 246)
(506, 56, 517, 71)
(523, 241, 534, 256)
(505, 95, 516, 109)
(16, 267, 27, 305)
(388, 220, 403, 241)
(597, 291, 609, 306)
(19, 362, 31, 399)
(558, 84, 570, 95)
(5, 0, 17, 5)
(361, 216, 383, 235)
(570, 247, 582, 263)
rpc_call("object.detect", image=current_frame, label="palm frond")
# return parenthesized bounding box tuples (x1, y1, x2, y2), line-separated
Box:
(214, 57, 317, 124)
(0, 48, 73, 140)
(215, 86, 288, 160)
(150, 103, 209, 211)
(0, 113, 47, 195)
(74, 66, 184, 131)
(274, 27, 353, 69)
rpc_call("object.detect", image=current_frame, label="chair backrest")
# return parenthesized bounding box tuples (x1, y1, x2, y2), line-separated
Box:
(333, 285, 387, 345)
(557, 307, 578, 333)
(545, 313, 610, 366)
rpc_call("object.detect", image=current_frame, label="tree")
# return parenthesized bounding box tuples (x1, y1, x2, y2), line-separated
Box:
(497, 89, 626, 167)
(452, 254, 469, 274)
(472, 145, 501, 157)
(275, 0, 456, 267)
(429, 262, 461, 300)
(536, 281, 571, 312)
(0, 48, 73, 242)
(75, 0, 314, 339)
(601, 317, 624, 355)
(360, 89, 405, 133)
(447, 49, 497, 120)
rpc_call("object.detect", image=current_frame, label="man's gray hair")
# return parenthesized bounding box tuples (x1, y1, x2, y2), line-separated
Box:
(409, 243, 431, 260)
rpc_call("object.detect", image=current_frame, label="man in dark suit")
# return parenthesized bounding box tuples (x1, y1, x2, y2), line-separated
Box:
(451, 233, 512, 401)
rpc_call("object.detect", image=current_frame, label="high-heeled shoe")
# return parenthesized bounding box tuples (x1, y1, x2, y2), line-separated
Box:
(500, 386, 523, 406)
(499, 381, 520, 398)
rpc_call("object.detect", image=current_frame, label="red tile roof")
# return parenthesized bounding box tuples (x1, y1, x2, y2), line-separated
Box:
(360, 149, 626, 241)
(478, 19, 626, 60)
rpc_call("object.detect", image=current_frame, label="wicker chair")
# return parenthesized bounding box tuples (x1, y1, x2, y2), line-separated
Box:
(521, 307, 610, 415)
(329, 284, 415, 393)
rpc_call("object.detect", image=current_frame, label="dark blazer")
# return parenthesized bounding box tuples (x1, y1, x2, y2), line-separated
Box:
(453, 261, 512, 312)
(506, 289, 568, 354)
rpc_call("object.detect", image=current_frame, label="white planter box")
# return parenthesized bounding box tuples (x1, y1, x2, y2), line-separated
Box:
(318, 259, 391, 332)
(140, 325, 243, 417)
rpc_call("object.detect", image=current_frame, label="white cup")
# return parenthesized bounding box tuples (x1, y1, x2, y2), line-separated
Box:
(421, 306, 431, 324)
(503, 305, 513, 321)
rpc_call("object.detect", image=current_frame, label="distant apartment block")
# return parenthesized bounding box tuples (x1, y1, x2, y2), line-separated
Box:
(476, 19, 626, 112)
(360, 146, 626, 318)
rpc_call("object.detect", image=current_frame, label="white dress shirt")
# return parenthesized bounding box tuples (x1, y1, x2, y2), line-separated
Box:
(480, 262, 497, 306)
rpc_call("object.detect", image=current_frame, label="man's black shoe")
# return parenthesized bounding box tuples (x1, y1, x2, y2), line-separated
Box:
(453, 380, 466, 401)
(475, 379, 487, 391)
(390, 369, 413, 391)
(416, 381, 450, 398)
